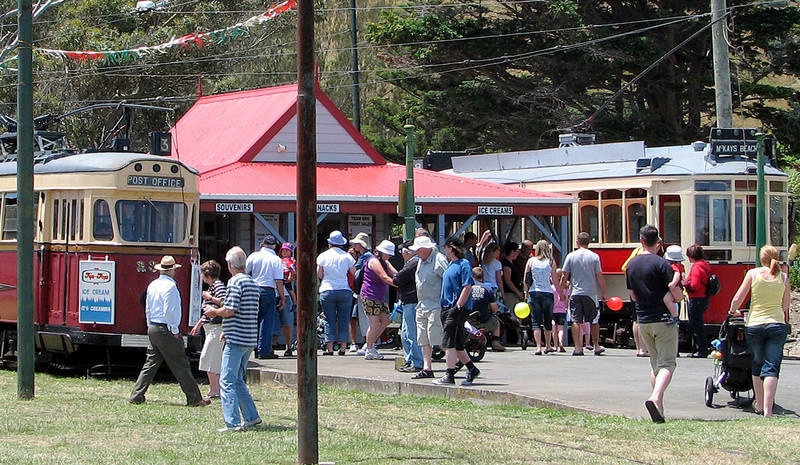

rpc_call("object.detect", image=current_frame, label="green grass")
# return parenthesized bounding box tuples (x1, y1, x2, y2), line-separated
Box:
(1, 370, 799, 464)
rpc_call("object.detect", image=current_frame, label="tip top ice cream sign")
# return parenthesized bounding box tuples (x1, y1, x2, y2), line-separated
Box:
(79, 260, 116, 324)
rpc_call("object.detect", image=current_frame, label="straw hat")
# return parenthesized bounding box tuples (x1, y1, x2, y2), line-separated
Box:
(350, 232, 371, 249)
(154, 255, 182, 271)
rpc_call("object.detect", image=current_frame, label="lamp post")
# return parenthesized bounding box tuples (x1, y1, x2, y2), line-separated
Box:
(755, 132, 766, 253)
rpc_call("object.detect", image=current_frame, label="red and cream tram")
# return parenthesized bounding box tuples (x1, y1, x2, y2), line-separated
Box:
(449, 133, 789, 344)
(0, 150, 200, 371)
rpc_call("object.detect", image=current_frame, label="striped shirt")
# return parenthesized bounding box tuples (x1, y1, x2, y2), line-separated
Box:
(222, 272, 260, 347)
(202, 280, 227, 324)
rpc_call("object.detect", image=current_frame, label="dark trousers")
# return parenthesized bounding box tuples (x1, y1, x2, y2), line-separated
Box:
(130, 325, 202, 404)
(687, 297, 709, 356)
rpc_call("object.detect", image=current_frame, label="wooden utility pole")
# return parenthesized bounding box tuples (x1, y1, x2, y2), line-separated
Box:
(711, 0, 733, 128)
(296, 0, 318, 463)
(17, 0, 35, 400)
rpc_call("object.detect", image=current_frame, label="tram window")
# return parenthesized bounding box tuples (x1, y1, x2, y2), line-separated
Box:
(695, 195, 709, 245)
(735, 199, 743, 242)
(770, 195, 786, 247)
(661, 199, 680, 244)
(2, 193, 17, 240)
(695, 195, 731, 244)
(747, 195, 756, 246)
(70, 199, 79, 241)
(712, 198, 731, 242)
(52, 199, 59, 239)
(695, 181, 730, 191)
(735, 180, 756, 191)
(115, 200, 187, 243)
(580, 205, 598, 243)
(627, 202, 647, 242)
(93, 199, 113, 241)
(770, 181, 786, 193)
(603, 204, 622, 243)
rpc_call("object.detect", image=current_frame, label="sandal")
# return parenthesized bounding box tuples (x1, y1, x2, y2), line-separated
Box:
(337, 350, 346, 356)
(322, 351, 334, 356)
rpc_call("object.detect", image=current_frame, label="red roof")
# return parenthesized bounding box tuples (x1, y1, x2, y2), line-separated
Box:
(171, 84, 385, 173)
(199, 162, 572, 214)
(172, 84, 571, 214)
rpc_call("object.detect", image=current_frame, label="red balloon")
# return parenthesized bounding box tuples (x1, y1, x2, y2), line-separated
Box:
(607, 296, 624, 311)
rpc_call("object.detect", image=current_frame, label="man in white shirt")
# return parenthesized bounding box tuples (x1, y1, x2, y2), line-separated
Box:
(129, 255, 208, 406)
(246, 235, 286, 359)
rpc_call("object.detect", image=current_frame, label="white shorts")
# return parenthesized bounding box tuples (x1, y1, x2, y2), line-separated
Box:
(415, 307, 443, 347)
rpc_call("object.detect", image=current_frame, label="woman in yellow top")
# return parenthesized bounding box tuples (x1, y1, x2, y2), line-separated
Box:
(729, 245, 790, 417)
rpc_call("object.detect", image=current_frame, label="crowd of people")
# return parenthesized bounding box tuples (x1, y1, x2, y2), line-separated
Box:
(127, 223, 790, 429)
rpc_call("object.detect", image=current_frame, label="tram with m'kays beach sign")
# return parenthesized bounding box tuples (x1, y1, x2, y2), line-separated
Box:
(447, 130, 788, 347)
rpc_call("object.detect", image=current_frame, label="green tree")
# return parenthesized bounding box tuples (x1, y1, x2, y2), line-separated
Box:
(363, 0, 800, 157)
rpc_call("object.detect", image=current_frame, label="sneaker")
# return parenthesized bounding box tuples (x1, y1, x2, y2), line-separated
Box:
(399, 365, 422, 373)
(461, 367, 481, 386)
(364, 348, 384, 360)
(283, 349, 293, 357)
(356, 344, 367, 356)
(217, 426, 244, 433)
(242, 417, 263, 429)
(433, 374, 455, 385)
(349, 343, 359, 353)
(411, 369, 434, 379)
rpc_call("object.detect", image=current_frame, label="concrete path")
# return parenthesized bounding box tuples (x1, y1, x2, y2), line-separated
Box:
(246, 347, 800, 421)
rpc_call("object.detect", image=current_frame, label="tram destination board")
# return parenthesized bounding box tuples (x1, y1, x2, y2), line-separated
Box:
(709, 127, 758, 158)
(127, 175, 185, 188)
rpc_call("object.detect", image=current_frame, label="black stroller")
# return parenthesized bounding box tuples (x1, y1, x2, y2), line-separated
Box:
(704, 316, 753, 408)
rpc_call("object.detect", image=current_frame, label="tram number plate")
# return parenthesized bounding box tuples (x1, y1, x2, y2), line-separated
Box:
(127, 175, 185, 188)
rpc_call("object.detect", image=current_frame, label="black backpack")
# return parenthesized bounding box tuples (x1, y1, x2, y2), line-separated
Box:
(706, 274, 721, 297)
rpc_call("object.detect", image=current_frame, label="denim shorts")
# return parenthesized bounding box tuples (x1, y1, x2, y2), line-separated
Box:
(746, 323, 788, 378)
(529, 292, 554, 331)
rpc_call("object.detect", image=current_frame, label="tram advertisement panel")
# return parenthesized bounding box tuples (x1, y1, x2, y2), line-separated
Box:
(79, 260, 116, 325)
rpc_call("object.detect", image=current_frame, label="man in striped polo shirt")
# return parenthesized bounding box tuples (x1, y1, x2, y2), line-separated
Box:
(204, 246, 262, 432)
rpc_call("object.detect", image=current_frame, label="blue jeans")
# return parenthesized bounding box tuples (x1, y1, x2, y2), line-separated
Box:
(400, 302, 423, 368)
(220, 342, 260, 428)
(746, 323, 788, 378)
(320, 289, 351, 344)
(257, 288, 277, 356)
(687, 297, 709, 355)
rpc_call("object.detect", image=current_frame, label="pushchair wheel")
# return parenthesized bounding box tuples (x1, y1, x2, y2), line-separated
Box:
(520, 329, 529, 350)
(704, 376, 716, 407)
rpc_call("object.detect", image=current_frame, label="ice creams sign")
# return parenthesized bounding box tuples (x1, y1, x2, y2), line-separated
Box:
(79, 261, 116, 324)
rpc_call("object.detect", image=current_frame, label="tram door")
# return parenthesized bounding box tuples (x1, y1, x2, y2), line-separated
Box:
(658, 195, 681, 246)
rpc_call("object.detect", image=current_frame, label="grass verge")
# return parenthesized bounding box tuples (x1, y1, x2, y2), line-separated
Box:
(1, 370, 798, 464)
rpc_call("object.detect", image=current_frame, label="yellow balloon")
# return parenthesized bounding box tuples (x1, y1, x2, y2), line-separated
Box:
(514, 302, 531, 319)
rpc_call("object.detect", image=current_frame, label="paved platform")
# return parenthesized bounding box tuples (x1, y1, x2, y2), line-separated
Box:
(246, 347, 800, 421)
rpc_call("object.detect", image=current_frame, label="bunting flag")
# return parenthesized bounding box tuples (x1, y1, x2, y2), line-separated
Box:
(37, 0, 296, 65)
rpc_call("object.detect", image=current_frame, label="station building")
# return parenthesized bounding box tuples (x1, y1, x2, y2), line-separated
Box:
(170, 84, 574, 264)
